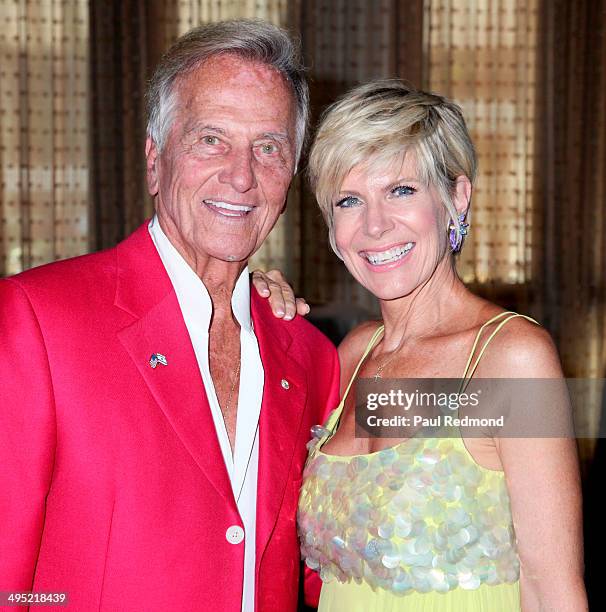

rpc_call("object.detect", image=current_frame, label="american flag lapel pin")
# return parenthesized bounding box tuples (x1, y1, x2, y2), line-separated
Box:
(149, 353, 168, 368)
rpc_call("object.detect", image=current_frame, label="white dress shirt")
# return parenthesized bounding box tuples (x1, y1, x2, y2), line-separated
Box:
(149, 216, 263, 612)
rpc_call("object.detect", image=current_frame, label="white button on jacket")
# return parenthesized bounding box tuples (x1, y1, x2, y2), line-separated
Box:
(226, 525, 245, 545)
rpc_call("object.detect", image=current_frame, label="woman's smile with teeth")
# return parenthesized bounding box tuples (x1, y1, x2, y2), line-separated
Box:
(203, 199, 254, 216)
(362, 242, 415, 265)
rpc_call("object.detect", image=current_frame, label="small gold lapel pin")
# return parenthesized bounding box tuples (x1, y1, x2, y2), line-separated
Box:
(149, 353, 168, 368)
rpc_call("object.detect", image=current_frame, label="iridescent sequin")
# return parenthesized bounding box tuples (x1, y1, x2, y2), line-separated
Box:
(297, 436, 519, 596)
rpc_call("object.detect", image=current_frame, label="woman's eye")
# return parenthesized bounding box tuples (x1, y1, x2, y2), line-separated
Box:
(335, 196, 361, 208)
(202, 135, 219, 145)
(392, 185, 416, 197)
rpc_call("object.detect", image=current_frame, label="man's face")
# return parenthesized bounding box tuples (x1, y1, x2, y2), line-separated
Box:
(146, 54, 297, 269)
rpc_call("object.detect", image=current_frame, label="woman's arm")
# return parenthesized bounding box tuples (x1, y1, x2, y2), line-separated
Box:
(500, 435, 585, 611)
(488, 323, 587, 611)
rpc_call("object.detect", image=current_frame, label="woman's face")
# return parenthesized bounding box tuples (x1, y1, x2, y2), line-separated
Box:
(333, 154, 451, 301)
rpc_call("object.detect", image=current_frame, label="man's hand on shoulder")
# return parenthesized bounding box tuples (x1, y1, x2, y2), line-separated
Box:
(252, 269, 310, 320)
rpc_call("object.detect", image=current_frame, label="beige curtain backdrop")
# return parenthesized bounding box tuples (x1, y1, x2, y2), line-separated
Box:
(426, 0, 539, 287)
(0, 0, 89, 276)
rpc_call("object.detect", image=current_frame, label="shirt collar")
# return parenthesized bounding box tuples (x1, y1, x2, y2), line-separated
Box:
(148, 215, 252, 333)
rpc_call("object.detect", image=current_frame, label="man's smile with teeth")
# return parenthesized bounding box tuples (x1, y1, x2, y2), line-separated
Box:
(362, 242, 415, 265)
(203, 199, 254, 216)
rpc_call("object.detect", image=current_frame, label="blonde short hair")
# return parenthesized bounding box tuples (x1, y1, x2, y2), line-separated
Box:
(308, 80, 477, 257)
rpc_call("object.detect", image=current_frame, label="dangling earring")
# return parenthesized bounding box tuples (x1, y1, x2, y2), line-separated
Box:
(449, 213, 469, 252)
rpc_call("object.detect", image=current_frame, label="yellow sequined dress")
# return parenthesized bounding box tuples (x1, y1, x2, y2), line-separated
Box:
(298, 312, 536, 611)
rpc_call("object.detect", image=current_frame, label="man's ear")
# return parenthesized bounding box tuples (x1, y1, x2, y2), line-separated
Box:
(453, 175, 472, 216)
(146, 137, 160, 196)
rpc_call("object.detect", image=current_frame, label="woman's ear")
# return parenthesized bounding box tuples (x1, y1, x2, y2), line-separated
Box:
(453, 175, 472, 215)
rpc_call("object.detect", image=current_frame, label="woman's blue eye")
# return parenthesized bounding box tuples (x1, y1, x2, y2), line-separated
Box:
(392, 185, 416, 197)
(335, 196, 360, 208)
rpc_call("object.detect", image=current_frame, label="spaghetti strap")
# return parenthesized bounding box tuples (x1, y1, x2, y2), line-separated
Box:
(341, 325, 385, 405)
(321, 313, 539, 438)
(460, 311, 539, 389)
(322, 324, 384, 437)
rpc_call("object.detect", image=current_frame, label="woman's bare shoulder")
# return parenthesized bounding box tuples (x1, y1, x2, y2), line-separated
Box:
(337, 320, 383, 368)
(474, 313, 563, 378)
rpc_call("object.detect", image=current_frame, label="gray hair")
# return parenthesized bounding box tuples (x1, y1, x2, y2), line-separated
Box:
(309, 80, 477, 258)
(146, 19, 309, 165)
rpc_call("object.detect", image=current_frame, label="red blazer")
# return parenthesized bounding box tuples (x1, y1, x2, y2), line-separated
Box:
(0, 224, 339, 611)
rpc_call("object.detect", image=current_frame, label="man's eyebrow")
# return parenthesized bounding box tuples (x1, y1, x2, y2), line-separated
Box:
(183, 122, 227, 136)
(261, 132, 291, 143)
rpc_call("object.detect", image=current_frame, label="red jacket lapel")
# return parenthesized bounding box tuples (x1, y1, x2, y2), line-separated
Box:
(114, 224, 235, 507)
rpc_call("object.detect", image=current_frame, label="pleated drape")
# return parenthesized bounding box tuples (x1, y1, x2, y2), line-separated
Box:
(537, 0, 606, 464)
(425, 0, 539, 289)
(0, 0, 89, 275)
